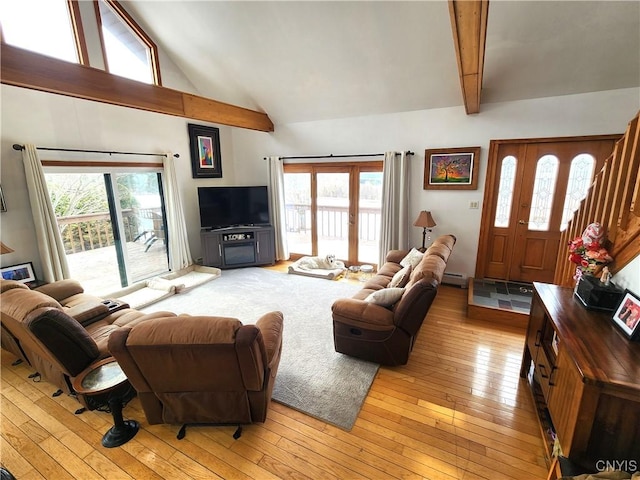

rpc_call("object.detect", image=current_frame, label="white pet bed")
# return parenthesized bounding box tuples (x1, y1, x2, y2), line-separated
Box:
(160, 265, 221, 293)
(105, 265, 222, 309)
(288, 259, 346, 280)
(105, 278, 178, 310)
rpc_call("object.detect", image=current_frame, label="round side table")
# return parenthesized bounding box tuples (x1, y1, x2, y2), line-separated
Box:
(73, 358, 139, 448)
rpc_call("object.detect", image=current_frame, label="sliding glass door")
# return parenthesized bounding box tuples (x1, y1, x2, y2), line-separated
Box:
(283, 162, 383, 266)
(45, 170, 169, 295)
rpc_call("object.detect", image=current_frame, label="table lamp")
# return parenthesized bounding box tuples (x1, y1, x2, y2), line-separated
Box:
(0, 242, 14, 254)
(413, 211, 436, 252)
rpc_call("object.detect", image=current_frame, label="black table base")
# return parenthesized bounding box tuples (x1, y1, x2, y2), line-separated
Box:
(102, 396, 139, 448)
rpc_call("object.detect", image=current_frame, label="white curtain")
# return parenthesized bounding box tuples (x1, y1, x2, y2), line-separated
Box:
(267, 156, 289, 261)
(21, 144, 70, 282)
(378, 151, 410, 266)
(162, 153, 192, 270)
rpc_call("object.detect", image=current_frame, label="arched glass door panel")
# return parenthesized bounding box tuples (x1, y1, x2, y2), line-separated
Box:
(560, 154, 596, 231)
(494, 155, 517, 228)
(528, 155, 559, 231)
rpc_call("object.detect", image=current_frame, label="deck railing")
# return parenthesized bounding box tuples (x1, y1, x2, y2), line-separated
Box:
(57, 208, 160, 254)
(57, 204, 382, 256)
(285, 203, 381, 242)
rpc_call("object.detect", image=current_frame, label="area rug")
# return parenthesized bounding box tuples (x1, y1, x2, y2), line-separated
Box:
(140, 267, 379, 430)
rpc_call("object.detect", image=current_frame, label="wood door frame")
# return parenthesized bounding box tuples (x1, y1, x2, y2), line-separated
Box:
(283, 161, 382, 265)
(475, 134, 621, 280)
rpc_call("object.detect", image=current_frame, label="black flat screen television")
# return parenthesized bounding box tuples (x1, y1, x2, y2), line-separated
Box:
(198, 186, 270, 229)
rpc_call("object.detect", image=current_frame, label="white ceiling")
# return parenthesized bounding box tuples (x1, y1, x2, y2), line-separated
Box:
(124, 1, 640, 125)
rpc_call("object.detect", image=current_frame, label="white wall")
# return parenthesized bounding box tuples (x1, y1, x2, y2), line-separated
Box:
(615, 255, 640, 292)
(1, 84, 639, 294)
(232, 87, 640, 285)
(0, 84, 244, 277)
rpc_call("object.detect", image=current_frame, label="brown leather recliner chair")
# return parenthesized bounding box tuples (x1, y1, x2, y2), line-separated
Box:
(108, 311, 284, 438)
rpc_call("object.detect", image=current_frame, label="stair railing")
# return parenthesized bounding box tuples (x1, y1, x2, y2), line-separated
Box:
(555, 111, 640, 287)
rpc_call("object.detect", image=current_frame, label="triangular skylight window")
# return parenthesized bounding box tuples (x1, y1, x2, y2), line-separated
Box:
(96, 0, 159, 85)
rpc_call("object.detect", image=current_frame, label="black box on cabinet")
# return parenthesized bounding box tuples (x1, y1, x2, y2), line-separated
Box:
(574, 274, 625, 312)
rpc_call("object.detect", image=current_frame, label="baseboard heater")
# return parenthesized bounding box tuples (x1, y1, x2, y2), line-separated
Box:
(442, 272, 468, 288)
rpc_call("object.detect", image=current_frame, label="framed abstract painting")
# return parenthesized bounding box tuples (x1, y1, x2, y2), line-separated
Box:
(188, 123, 223, 179)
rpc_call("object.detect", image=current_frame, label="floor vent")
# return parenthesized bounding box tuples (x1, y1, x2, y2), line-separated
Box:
(442, 272, 468, 288)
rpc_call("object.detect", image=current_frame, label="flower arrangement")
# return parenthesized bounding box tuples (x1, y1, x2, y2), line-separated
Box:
(568, 222, 613, 280)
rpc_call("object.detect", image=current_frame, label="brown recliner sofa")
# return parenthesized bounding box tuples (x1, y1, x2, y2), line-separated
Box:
(332, 234, 456, 366)
(108, 311, 284, 436)
(0, 279, 175, 408)
(0, 279, 103, 364)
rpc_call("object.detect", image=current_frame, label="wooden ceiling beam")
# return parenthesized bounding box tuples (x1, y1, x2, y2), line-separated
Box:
(0, 43, 274, 132)
(449, 0, 489, 115)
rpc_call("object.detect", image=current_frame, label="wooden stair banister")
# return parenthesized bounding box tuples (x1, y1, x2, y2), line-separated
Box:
(555, 111, 640, 287)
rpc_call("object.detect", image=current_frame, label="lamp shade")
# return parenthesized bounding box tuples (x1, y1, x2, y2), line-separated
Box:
(0, 242, 14, 254)
(413, 211, 436, 228)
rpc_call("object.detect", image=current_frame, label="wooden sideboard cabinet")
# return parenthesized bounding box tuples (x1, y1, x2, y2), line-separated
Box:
(521, 282, 640, 471)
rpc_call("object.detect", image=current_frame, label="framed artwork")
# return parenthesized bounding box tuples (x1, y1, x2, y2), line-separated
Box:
(1, 262, 36, 283)
(0, 184, 6, 212)
(188, 123, 223, 179)
(423, 146, 480, 190)
(611, 290, 640, 340)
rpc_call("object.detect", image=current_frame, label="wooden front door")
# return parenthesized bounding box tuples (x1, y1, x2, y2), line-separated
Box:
(477, 136, 619, 283)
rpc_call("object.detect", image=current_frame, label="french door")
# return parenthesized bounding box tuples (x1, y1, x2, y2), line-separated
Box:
(477, 135, 619, 283)
(283, 162, 383, 266)
(44, 169, 169, 295)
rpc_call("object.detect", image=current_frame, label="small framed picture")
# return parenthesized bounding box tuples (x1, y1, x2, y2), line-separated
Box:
(188, 123, 223, 179)
(1, 262, 36, 284)
(424, 146, 480, 190)
(611, 290, 640, 340)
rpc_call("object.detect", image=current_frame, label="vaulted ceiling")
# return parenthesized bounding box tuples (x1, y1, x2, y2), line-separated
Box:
(120, 1, 639, 126)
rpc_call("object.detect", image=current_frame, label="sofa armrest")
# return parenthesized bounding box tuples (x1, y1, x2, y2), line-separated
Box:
(256, 311, 284, 365)
(1, 279, 30, 293)
(386, 249, 410, 264)
(108, 328, 154, 394)
(35, 279, 84, 302)
(66, 302, 110, 326)
(331, 298, 394, 327)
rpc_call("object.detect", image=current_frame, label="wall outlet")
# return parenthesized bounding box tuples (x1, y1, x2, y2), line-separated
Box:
(469, 201, 480, 209)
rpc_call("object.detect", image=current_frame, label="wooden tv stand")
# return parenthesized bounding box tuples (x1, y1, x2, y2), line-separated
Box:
(521, 282, 640, 475)
(200, 225, 275, 269)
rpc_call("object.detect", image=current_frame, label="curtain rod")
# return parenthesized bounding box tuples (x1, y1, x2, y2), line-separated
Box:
(263, 151, 414, 161)
(12, 144, 179, 158)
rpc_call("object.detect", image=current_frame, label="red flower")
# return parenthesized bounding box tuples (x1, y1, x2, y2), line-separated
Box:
(567, 234, 613, 271)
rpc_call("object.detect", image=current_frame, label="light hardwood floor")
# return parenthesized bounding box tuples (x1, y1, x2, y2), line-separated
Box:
(1, 272, 548, 480)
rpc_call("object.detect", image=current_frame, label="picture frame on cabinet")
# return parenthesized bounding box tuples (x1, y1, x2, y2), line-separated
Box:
(0, 184, 6, 212)
(423, 146, 480, 190)
(1, 262, 36, 284)
(188, 123, 223, 179)
(611, 289, 640, 340)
